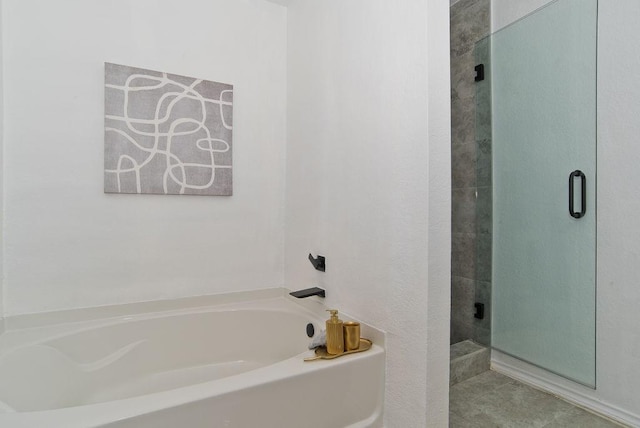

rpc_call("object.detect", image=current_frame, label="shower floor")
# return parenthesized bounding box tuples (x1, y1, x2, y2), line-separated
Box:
(449, 371, 624, 427)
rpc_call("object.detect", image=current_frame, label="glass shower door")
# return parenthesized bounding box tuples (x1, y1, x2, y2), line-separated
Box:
(491, 0, 597, 386)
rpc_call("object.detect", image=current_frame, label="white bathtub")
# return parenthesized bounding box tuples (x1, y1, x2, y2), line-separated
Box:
(0, 289, 385, 427)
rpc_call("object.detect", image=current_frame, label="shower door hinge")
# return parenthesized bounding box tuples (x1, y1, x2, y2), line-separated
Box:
(474, 64, 485, 82)
(474, 302, 485, 319)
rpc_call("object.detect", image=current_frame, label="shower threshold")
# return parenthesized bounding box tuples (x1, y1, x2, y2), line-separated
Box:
(450, 340, 490, 386)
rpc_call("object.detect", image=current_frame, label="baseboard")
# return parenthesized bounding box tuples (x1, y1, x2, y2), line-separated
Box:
(492, 354, 640, 427)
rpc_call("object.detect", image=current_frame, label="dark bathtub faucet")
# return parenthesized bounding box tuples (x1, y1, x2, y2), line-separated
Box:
(289, 287, 326, 299)
(308, 254, 326, 272)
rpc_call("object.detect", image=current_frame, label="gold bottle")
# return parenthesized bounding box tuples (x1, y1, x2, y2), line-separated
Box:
(325, 309, 344, 355)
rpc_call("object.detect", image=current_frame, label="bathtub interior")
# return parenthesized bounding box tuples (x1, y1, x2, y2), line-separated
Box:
(0, 297, 322, 412)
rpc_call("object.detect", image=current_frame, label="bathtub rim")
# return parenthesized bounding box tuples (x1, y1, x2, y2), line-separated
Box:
(3, 288, 287, 331)
(0, 288, 385, 349)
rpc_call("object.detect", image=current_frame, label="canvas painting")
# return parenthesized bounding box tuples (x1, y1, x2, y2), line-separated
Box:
(104, 63, 233, 195)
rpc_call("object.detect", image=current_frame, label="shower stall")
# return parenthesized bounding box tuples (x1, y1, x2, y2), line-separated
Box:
(451, 0, 598, 388)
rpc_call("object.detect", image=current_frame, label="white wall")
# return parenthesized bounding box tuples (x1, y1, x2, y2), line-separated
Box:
(2, 0, 287, 315)
(1, 1, 454, 425)
(491, 0, 640, 424)
(285, 1, 451, 426)
(596, 1, 640, 420)
(0, 0, 4, 331)
(425, 0, 453, 423)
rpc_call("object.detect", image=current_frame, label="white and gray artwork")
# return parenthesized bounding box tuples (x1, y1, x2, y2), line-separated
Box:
(104, 63, 233, 195)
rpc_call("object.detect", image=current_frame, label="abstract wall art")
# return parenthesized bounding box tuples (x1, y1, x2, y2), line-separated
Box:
(104, 63, 233, 195)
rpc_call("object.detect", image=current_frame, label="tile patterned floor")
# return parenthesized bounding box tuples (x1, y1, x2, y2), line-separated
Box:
(450, 371, 624, 427)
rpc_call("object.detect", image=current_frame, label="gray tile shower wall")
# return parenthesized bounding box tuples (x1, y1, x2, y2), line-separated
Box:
(450, 0, 491, 346)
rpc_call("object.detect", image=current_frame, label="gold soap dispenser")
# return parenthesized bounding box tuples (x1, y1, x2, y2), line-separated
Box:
(325, 309, 345, 355)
